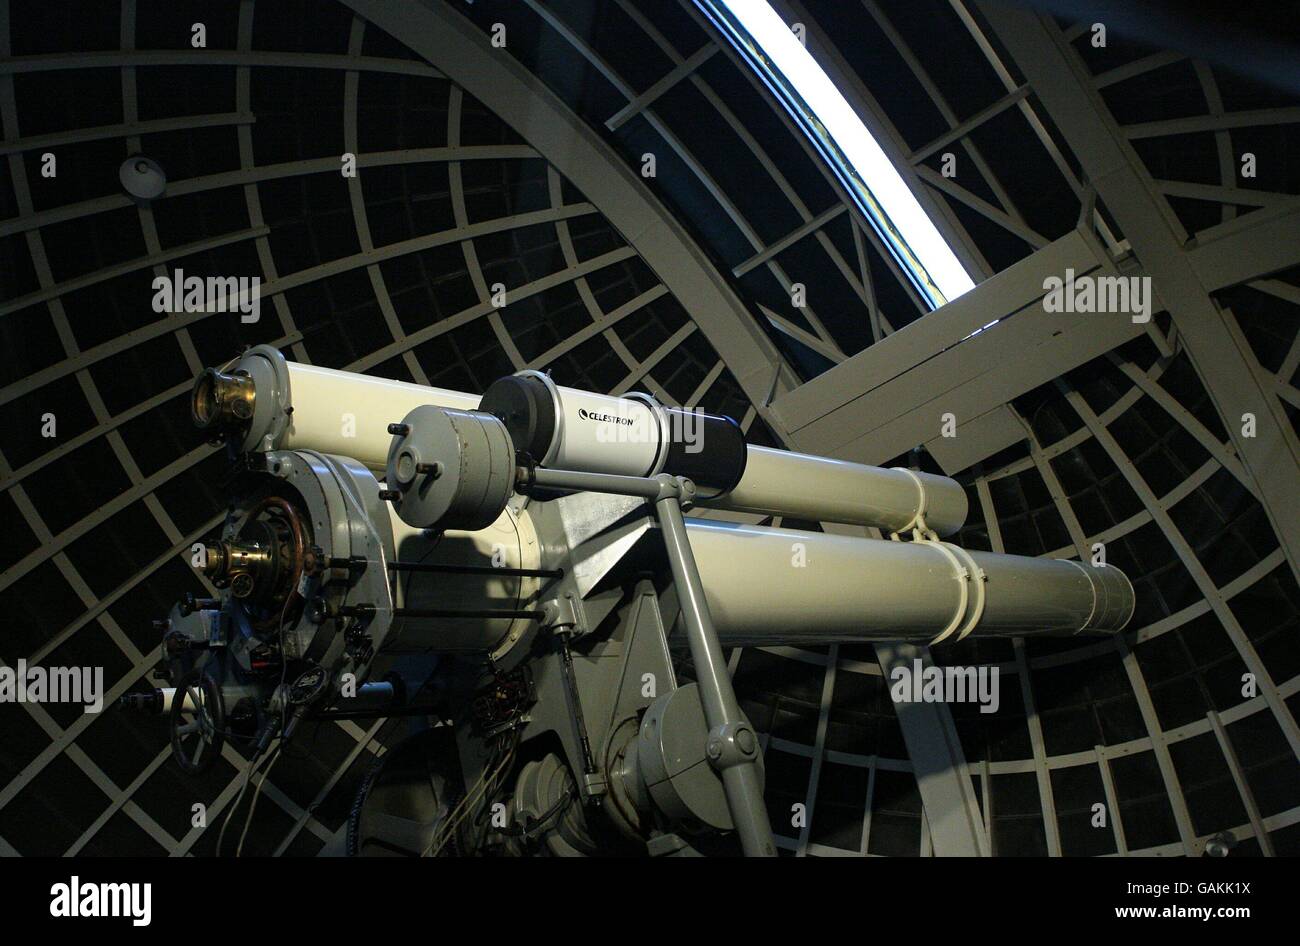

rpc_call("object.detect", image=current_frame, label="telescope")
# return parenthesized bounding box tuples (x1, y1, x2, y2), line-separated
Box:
(141, 345, 1133, 857)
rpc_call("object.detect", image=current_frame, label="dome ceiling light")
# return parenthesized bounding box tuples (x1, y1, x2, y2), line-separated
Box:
(701, 0, 976, 307)
(118, 154, 167, 204)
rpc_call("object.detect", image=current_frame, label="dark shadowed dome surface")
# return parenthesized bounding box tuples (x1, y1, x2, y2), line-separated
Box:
(1, 0, 1298, 857)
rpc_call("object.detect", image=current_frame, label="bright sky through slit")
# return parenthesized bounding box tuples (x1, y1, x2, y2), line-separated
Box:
(721, 0, 975, 303)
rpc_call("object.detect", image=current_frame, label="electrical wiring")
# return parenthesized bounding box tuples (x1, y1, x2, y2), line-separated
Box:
(424, 729, 519, 857)
(424, 742, 505, 857)
(236, 745, 284, 857)
(216, 743, 275, 857)
(509, 784, 573, 843)
(465, 732, 520, 854)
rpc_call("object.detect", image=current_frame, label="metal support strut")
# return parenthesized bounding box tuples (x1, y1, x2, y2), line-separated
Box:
(524, 467, 778, 857)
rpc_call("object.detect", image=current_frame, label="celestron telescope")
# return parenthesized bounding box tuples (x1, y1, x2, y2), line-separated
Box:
(133, 344, 1133, 857)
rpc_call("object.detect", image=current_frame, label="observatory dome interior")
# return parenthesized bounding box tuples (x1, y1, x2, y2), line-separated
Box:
(1, 0, 1298, 859)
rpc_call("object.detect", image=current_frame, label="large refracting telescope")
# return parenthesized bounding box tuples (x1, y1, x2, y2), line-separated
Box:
(140, 345, 1134, 857)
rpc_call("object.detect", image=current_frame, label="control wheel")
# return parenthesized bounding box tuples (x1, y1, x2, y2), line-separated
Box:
(169, 670, 225, 775)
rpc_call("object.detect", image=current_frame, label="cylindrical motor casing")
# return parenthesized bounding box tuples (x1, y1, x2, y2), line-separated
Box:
(249, 449, 541, 667)
(385, 504, 541, 658)
(702, 446, 969, 536)
(480, 371, 748, 491)
(385, 405, 516, 531)
(210, 345, 480, 469)
(683, 519, 1134, 645)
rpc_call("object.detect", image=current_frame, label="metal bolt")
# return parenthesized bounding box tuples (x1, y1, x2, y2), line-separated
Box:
(707, 739, 722, 760)
(230, 573, 254, 598)
(394, 452, 417, 485)
(416, 461, 442, 478)
(378, 489, 401, 502)
(737, 728, 757, 755)
(387, 422, 410, 436)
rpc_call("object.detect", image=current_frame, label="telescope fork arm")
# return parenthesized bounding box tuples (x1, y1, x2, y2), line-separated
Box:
(653, 478, 777, 858)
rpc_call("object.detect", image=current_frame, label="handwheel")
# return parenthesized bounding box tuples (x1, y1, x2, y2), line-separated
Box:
(169, 670, 225, 775)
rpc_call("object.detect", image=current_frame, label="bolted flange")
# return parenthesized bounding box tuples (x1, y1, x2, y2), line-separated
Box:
(705, 721, 759, 770)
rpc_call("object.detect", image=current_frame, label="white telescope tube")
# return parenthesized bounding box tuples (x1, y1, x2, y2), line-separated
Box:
(684, 520, 1134, 645)
(478, 373, 967, 534)
(196, 352, 967, 534)
(702, 446, 969, 537)
(479, 371, 749, 491)
(192, 345, 478, 470)
(282, 362, 479, 467)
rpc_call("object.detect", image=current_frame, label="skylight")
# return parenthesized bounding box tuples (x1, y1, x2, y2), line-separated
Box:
(702, 0, 975, 308)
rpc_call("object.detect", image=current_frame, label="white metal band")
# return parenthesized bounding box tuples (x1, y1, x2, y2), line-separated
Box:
(890, 466, 931, 536)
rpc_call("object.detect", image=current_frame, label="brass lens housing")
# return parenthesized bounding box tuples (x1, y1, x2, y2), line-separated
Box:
(192, 367, 256, 431)
(201, 535, 274, 594)
(200, 498, 308, 630)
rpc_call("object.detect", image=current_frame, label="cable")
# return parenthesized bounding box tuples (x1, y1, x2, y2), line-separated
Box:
(468, 733, 518, 854)
(220, 514, 299, 856)
(236, 745, 283, 857)
(425, 729, 517, 857)
(466, 732, 518, 853)
(307, 665, 447, 857)
(421, 670, 512, 852)
(274, 581, 294, 749)
(425, 742, 503, 857)
(216, 744, 273, 857)
(509, 784, 573, 842)
(216, 773, 253, 857)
